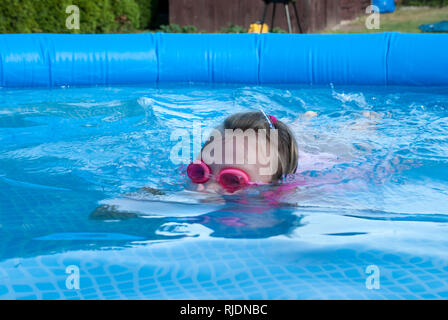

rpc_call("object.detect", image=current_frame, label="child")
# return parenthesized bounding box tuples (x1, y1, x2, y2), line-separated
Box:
(91, 110, 385, 226)
(186, 111, 300, 194)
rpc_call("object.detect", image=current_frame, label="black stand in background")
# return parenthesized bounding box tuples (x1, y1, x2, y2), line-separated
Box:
(260, 0, 303, 33)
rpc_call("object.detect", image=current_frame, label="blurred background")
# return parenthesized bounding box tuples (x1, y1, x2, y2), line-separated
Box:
(0, 0, 447, 34)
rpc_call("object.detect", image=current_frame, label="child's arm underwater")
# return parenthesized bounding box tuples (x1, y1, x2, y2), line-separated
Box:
(90, 187, 227, 220)
(90, 204, 138, 220)
(290, 110, 399, 185)
(90, 187, 165, 220)
(293, 109, 386, 161)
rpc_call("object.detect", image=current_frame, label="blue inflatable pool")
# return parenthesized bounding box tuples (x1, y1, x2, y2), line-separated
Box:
(1, 33, 448, 300)
(0, 33, 447, 87)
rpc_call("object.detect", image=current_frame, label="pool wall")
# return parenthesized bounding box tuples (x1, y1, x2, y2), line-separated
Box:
(0, 33, 447, 87)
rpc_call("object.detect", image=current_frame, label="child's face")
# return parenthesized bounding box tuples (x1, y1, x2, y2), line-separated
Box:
(196, 132, 275, 194)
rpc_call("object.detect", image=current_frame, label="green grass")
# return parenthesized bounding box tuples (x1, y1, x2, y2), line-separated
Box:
(322, 5, 448, 33)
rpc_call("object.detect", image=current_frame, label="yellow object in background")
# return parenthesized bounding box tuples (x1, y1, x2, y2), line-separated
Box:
(248, 23, 269, 33)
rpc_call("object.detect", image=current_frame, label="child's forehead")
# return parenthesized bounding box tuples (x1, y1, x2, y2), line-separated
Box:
(205, 137, 271, 158)
(200, 129, 276, 176)
(219, 131, 270, 145)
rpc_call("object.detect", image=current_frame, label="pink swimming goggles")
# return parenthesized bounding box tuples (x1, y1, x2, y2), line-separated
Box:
(187, 160, 267, 193)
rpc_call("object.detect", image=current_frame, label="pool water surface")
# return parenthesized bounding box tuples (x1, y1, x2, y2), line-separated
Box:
(0, 84, 447, 299)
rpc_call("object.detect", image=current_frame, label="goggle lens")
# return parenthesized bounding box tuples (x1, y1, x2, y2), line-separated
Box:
(187, 162, 252, 193)
(186, 163, 210, 183)
(219, 171, 249, 192)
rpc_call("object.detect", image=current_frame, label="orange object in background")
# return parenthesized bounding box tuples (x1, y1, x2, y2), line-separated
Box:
(248, 22, 269, 33)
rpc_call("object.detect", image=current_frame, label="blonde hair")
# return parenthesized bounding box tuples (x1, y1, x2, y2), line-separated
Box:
(202, 111, 298, 182)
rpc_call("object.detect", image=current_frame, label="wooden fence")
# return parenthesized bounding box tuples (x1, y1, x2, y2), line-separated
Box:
(168, 0, 372, 33)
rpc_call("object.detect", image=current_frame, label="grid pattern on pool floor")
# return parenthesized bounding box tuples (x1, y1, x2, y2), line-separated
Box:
(0, 239, 447, 300)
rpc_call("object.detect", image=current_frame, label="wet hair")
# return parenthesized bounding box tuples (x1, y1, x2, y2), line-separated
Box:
(202, 111, 298, 182)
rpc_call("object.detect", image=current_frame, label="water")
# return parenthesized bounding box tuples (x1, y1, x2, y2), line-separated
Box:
(0, 84, 447, 299)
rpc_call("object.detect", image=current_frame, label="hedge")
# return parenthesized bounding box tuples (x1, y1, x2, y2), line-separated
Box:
(0, 0, 154, 34)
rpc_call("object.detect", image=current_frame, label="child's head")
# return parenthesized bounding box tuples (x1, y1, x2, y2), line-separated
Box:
(188, 111, 298, 193)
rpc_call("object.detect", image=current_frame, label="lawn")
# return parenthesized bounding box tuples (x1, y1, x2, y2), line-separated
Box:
(322, 5, 448, 33)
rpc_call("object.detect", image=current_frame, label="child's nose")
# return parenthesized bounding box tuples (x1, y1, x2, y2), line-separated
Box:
(197, 181, 222, 193)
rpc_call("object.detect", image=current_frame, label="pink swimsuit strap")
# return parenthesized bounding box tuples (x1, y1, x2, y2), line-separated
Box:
(262, 179, 307, 204)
